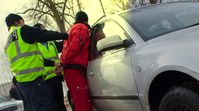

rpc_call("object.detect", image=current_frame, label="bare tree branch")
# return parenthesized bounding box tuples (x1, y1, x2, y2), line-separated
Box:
(61, 0, 67, 22)
(20, 0, 83, 32)
(20, 8, 53, 17)
(76, 0, 81, 11)
(36, 13, 46, 23)
(110, 0, 130, 10)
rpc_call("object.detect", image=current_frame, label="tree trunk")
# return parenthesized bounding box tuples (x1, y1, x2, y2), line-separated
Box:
(76, 0, 81, 11)
(47, 0, 66, 32)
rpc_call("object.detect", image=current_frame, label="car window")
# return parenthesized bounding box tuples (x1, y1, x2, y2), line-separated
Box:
(120, 2, 199, 41)
(101, 21, 128, 55)
(89, 20, 128, 60)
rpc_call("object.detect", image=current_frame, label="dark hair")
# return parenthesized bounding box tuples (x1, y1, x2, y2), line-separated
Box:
(75, 11, 88, 22)
(95, 23, 105, 32)
(5, 13, 23, 27)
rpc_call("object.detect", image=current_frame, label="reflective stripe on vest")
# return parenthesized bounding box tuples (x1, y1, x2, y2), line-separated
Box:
(46, 69, 55, 76)
(45, 56, 59, 61)
(11, 51, 42, 63)
(16, 67, 44, 75)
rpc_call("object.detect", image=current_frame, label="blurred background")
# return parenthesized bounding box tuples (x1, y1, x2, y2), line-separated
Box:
(0, 0, 196, 110)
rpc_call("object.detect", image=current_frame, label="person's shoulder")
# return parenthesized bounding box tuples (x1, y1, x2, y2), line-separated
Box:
(21, 25, 35, 32)
(73, 23, 89, 30)
(21, 25, 32, 29)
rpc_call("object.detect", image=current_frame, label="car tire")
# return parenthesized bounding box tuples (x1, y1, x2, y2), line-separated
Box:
(159, 85, 199, 111)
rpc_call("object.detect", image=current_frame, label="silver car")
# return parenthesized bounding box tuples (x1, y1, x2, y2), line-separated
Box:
(87, 2, 199, 111)
(0, 96, 23, 111)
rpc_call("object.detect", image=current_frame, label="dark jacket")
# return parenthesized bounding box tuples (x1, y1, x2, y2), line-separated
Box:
(20, 25, 67, 43)
(20, 25, 67, 66)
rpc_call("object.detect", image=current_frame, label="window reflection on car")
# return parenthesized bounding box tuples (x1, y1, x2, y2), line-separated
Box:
(120, 3, 199, 41)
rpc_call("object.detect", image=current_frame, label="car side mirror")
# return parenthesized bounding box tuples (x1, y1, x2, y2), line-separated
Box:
(97, 35, 123, 52)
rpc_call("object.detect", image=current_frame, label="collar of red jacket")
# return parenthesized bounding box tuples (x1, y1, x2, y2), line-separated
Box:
(74, 22, 90, 29)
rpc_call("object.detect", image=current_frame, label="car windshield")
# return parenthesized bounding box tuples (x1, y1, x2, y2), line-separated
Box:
(120, 2, 199, 41)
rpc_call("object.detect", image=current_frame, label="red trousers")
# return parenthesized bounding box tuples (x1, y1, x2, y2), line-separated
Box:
(64, 69, 93, 111)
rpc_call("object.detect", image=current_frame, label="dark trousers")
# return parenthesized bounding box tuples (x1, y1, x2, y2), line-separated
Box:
(16, 77, 59, 111)
(13, 77, 31, 111)
(15, 85, 31, 111)
(46, 76, 67, 111)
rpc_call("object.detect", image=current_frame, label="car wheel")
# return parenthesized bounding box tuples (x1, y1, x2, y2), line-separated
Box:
(159, 85, 199, 111)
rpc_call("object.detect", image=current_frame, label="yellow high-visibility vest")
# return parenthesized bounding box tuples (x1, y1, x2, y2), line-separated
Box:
(38, 41, 60, 80)
(4, 26, 45, 82)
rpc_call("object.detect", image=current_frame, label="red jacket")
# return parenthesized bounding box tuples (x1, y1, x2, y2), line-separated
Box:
(61, 23, 90, 68)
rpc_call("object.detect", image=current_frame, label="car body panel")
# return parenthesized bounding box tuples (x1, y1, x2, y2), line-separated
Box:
(0, 96, 24, 111)
(87, 2, 199, 111)
(134, 25, 199, 110)
(0, 100, 23, 111)
(87, 47, 143, 111)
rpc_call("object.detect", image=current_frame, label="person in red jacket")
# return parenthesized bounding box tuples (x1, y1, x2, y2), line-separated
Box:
(60, 11, 92, 111)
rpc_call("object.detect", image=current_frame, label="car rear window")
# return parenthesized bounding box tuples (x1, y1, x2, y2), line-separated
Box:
(120, 2, 199, 41)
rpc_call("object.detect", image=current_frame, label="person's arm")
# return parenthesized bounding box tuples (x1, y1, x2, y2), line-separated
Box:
(61, 27, 89, 66)
(43, 58, 54, 66)
(44, 58, 63, 75)
(54, 41, 63, 53)
(20, 25, 68, 44)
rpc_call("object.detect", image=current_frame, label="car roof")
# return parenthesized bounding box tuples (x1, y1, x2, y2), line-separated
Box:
(92, 1, 197, 27)
(123, 1, 198, 13)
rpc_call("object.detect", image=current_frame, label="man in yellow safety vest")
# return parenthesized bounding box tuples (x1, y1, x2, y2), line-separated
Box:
(4, 13, 68, 111)
(34, 23, 67, 111)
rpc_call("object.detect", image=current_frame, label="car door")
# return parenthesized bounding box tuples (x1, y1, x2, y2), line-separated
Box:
(87, 20, 143, 111)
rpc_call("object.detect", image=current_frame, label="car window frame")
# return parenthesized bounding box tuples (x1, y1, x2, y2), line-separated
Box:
(90, 19, 135, 59)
